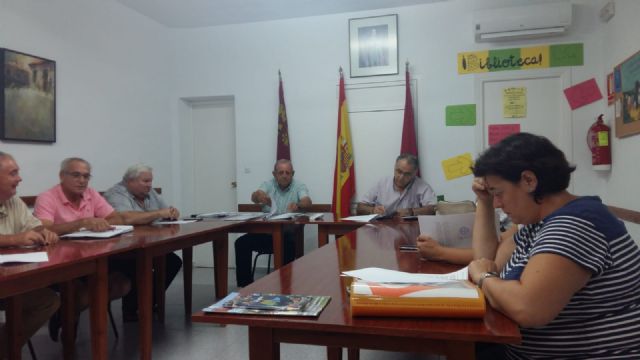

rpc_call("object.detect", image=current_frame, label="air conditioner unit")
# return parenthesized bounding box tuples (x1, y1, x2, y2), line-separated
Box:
(474, 2, 572, 43)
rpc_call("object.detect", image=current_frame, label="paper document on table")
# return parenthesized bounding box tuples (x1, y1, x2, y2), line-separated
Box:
(309, 213, 324, 221)
(341, 214, 378, 222)
(193, 212, 235, 219)
(342, 267, 469, 283)
(417, 213, 474, 248)
(223, 212, 265, 221)
(155, 219, 199, 225)
(61, 225, 134, 239)
(268, 213, 304, 220)
(0, 252, 48, 264)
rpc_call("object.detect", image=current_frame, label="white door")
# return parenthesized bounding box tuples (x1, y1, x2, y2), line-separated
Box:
(475, 69, 573, 190)
(180, 97, 237, 267)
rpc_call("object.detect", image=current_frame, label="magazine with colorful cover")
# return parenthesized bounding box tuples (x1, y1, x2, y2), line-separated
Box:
(203, 292, 331, 317)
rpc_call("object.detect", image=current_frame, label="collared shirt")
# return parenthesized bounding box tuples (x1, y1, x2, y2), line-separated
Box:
(33, 184, 114, 223)
(258, 178, 310, 215)
(0, 196, 42, 235)
(103, 181, 167, 212)
(360, 176, 436, 214)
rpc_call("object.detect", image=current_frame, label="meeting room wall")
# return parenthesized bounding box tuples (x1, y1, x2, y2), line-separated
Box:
(167, 1, 617, 213)
(0, 0, 176, 202)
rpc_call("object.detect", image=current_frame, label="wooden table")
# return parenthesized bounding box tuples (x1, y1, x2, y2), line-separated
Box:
(0, 236, 139, 360)
(130, 220, 239, 360)
(311, 213, 366, 247)
(192, 222, 520, 360)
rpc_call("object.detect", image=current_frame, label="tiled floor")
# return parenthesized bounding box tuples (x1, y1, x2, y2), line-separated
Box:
(24, 267, 440, 359)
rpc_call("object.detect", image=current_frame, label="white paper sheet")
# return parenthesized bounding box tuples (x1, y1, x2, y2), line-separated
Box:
(154, 219, 199, 225)
(340, 214, 378, 222)
(0, 252, 48, 264)
(341, 267, 469, 283)
(61, 225, 134, 239)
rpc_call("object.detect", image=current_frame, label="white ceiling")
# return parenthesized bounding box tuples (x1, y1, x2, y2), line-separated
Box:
(115, 0, 447, 28)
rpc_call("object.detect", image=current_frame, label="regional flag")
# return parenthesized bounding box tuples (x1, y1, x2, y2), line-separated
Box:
(277, 70, 291, 160)
(400, 63, 420, 176)
(332, 68, 356, 218)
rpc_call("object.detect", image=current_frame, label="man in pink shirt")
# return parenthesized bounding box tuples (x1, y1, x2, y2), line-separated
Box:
(34, 157, 131, 342)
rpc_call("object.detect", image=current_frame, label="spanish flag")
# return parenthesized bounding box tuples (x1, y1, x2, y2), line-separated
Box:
(400, 62, 420, 176)
(332, 68, 356, 218)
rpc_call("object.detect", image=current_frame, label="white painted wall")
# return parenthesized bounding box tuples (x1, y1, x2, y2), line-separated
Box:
(167, 0, 604, 206)
(2, 0, 639, 241)
(0, 0, 174, 201)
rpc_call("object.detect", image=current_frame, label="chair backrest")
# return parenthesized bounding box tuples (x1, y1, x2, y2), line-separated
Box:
(435, 200, 476, 215)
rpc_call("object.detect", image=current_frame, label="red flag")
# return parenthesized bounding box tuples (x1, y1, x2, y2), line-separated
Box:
(276, 70, 291, 160)
(332, 69, 356, 218)
(400, 64, 420, 176)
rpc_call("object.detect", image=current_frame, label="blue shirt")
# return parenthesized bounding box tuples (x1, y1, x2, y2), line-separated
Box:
(258, 178, 309, 215)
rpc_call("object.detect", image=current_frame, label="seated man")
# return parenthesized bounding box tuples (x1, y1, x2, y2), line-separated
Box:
(0, 151, 59, 357)
(356, 154, 436, 217)
(34, 157, 131, 341)
(103, 164, 183, 322)
(235, 159, 312, 287)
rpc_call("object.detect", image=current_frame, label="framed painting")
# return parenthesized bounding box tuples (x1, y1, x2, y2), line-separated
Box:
(349, 14, 398, 78)
(0, 48, 56, 142)
(614, 48, 640, 138)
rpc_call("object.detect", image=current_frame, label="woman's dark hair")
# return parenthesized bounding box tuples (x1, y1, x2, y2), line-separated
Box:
(472, 133, 576, 203)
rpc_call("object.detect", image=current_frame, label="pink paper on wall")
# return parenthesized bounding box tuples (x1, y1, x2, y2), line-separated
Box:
(563, 78, 603, 110)
(488, 124, 520, 146)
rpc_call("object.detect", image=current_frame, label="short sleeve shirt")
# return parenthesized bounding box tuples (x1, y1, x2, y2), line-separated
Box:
(34, 184, 114, 223)
(103, 181, 167, 212)
(0, 196, 42, 235)
(258, 178, 309, 215)
(360, 176, 436, 214)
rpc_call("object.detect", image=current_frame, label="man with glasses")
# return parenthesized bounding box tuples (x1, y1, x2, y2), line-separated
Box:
(34, 157, 131, 341)
(356, 153, 437, 217)
(234, 159, 312, 287)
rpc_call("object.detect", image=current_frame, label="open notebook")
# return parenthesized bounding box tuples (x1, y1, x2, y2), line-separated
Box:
(61, 225, 134, 239)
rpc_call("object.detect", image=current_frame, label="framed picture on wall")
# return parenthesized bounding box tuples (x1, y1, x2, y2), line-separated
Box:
(349, 14, 398, 78)
(613, 48, 640, 138)
(0, 48, 56, 143)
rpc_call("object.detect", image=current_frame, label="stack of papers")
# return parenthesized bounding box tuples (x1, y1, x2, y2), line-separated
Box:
(223, 212, 266, 221)
(340, 214, 379, 222)
(342, 267, 469, 283)
(61, 225, 134, 239)
(0, 252, 48, 264)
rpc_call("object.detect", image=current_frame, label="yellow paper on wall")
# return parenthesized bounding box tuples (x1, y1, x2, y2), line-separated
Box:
(503, 87, 527, 118)
(441, 153, 474, 181)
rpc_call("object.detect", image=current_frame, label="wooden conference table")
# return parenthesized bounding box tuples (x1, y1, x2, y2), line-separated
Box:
(0, 235, 141, 360)
(192, 221, 521, 360)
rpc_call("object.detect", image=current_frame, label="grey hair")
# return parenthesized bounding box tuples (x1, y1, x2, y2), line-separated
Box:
(60, 157, 91, 173)
(0, 151, 14, 169)
(396, 153, 419, 172)
(273, 159, 293, 172)
(123, 164, 153, 181)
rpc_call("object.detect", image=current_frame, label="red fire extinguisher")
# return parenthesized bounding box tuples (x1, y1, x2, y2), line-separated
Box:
(586, 114, 611, 171)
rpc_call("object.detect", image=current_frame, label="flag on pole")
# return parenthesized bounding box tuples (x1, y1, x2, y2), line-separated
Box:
(276, 70, 291, 160)
(332, 68, 356, 218)
(400, 62, 420, 176)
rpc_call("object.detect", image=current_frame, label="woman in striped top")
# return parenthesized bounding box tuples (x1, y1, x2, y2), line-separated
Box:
(468, 133, 640, 359)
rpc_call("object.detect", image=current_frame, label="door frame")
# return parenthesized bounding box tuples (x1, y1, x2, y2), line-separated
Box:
(474, 68, 573, 165)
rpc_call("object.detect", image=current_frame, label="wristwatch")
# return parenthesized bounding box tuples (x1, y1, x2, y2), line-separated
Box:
(477, 271, 500, 289)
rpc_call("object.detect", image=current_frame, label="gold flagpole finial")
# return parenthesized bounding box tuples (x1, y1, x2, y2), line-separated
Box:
(339, 66, 343, 75)
(405, 60, 409, 72)
(278, 69, 282, 80)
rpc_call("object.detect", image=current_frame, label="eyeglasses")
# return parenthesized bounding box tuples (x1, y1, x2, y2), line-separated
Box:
(65, 172, 92, 180)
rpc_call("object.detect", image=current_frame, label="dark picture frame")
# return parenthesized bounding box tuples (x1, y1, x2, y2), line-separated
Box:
(349, 14, 398, 78)
(0, 48, 56, 143)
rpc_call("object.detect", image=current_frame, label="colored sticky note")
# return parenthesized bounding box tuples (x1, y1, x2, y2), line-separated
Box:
(446, 104, 476, 126)
(441, 153, 474, 181)
(488, 124, 521, 146)
(563, 78, 603, 110)
(550, 43, 584, 67)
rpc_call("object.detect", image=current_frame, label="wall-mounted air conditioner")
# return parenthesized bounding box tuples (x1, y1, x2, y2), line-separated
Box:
(474, 2, 572, 43)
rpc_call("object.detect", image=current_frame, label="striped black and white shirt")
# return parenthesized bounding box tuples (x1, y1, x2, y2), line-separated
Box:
(502, 196, 640, 359)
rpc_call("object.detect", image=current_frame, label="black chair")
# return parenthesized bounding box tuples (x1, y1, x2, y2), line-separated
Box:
(251, 251, 272, 278)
